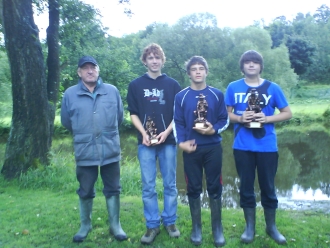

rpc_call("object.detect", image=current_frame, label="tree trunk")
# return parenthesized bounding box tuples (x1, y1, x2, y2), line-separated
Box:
(1, 0, 51, 179)
(47, 0, 60, 144)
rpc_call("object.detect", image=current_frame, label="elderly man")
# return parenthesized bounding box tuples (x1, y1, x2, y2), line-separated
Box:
(61, 56, 127, 243)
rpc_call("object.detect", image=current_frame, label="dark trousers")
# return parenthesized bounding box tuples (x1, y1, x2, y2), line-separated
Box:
(234, 149, 278, 209)
(183, 145, 223, 199)
(76, 162, 121, 199)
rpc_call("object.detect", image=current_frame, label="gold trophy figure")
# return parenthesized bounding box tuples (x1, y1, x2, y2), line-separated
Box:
(194, 93, 208, 128)
(244, 89, 263, 128)
(145, 116, 159, 145)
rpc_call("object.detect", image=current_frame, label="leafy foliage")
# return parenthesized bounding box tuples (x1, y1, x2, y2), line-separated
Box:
(286, 36, 316, 75)
(264, 4, 330, 84)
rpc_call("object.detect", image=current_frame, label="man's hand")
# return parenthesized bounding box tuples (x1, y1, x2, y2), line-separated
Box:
(193, 121, 215, 135)
(179, 140, 196, 153)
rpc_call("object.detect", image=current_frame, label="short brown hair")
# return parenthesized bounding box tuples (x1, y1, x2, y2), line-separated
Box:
(140, 43, 166, 64)
(239, 50, 264, 74)
(185, 56, 209, 75)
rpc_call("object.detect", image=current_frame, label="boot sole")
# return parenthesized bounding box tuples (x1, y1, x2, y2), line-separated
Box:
(191, 239, 202, 246)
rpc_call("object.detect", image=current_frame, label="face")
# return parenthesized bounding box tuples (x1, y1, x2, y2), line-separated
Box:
(144, 53, 163, 74)
(189, 63, 207, 85)
(77, 63, 99, 85)
(243, 61, 261, 77)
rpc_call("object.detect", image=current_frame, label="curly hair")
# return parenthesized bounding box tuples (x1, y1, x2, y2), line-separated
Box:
(140, 43, 166, 64)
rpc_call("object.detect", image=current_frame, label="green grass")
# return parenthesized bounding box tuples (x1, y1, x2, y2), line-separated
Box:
(289, 99, 330, 116)
(0, 185, 329, 248)
(0, 138, 330, 248)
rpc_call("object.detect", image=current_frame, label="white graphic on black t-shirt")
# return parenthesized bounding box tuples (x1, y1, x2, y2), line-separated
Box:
(143, 88, 165, 104)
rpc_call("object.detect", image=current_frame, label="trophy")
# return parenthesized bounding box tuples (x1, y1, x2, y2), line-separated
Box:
(145, 116, 159, 145)
(194, 93, 208, 128)
(244, 88, 263, 128)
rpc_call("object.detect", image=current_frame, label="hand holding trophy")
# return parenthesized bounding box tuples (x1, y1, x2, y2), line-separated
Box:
(244, 88, 263, 128)
(145, 116, 159, 145)
(194, 93, 208, 128)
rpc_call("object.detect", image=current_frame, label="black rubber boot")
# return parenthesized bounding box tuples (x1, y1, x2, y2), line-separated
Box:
(188, 196, 202, 246)
(73, 198, 93, 242)
(106, 195, 128, 241)
(209, 198, 226, 247)
(240, 208, 256, 243)
(264, 208, 287, 245)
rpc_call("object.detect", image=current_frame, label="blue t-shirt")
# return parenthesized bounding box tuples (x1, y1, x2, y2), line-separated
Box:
(225, 78, 289, 152)
(174, 86, 229, 147)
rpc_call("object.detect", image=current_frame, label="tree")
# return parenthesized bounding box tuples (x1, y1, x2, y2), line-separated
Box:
(58, 0, 109, 90)
(47, 0, 60, 149)
(313, 4, 330, 24)
(1, 0, 133, 179)
(265, 16, 293, 48)
(142, 13, 233, 87)
(1, 0, 60, 179)
(286, 36, 316, 75)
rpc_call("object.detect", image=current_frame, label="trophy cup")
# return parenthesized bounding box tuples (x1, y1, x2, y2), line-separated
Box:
(244, 88, 263, 128)
(145, 116, 159, 145)
(194, 93, 208, 128)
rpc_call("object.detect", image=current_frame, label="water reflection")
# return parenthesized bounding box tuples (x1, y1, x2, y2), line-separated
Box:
(121, 127, 330, 210)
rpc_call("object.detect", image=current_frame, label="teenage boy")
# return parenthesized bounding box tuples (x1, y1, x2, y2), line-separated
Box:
(225, 50, 292, 245)
(173, 56, 229, 247)
(126, 43, 181, 245)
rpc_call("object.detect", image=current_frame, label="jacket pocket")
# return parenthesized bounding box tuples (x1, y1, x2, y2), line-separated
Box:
(99, 100, 118, 127)
(73, 133, 94, 162)
(102, 131, 121, 159)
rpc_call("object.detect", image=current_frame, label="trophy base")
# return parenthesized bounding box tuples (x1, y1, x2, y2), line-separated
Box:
(194, 122, 207, 129)
(245, 122, 263, 128)
(150, 138, 159, 145)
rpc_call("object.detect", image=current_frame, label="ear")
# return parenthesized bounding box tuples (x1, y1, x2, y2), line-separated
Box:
(77, 69, 82, 77)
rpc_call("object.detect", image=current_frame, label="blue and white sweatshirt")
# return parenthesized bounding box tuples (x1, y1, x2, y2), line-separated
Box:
(173, 86, 229, 147)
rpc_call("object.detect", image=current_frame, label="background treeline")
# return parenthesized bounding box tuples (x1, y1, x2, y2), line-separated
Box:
(1, 2, 329, 116)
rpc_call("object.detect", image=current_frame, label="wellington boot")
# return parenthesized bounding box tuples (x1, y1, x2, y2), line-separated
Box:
(188, 196, 202, 246)
(240, 208, 256, 243)
(209, 198, 226, 247)
(264, 208, 287, 245)
(73, 198, 93, 242)
(106, 195, 128, 241)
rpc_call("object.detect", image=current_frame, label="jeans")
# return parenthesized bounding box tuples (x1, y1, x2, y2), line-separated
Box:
(234, 149, 279, 209)
(138, 144, 178, 228)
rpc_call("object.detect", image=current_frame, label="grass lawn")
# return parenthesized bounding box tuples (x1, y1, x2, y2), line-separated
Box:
(289, 99, 330, 116)
(0, 185, 329, 248)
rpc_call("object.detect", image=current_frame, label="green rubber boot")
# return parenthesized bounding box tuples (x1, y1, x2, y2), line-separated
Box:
(106, 195, 127, 241)
(73, 198, 93, 242)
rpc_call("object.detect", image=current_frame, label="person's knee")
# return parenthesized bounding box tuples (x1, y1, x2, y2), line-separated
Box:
(77, 188, 95, 198)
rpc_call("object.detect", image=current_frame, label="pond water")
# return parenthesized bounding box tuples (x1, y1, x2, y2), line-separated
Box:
(121, 126, 330, 212)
